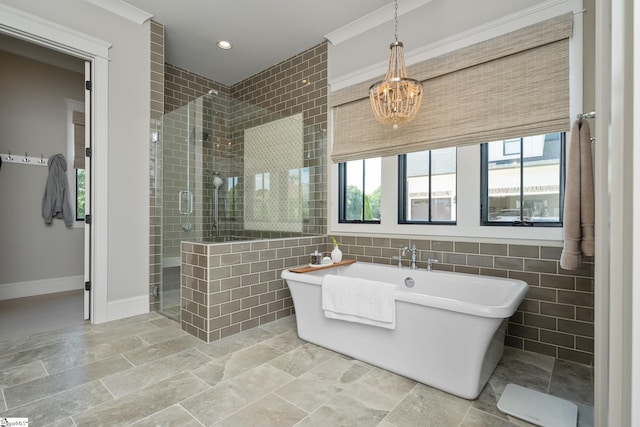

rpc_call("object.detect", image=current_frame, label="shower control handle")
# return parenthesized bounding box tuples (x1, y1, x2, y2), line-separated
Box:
(179, 190, 193, 215)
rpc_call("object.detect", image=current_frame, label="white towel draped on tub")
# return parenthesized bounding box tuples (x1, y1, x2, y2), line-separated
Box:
(321, 274, 397, 329)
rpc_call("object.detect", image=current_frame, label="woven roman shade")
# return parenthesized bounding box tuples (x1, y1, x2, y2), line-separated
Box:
(72, 110, 85, 169)
(332, 13, 573, 163)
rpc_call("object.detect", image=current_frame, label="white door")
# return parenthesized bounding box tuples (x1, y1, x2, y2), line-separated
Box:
(83, 61, 92, 320)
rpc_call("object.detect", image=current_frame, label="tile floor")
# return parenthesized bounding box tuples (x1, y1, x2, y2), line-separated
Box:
(0, 313, 593, 426)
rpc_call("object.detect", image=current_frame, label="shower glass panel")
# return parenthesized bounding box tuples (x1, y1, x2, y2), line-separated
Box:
(155, 91, 325, 321)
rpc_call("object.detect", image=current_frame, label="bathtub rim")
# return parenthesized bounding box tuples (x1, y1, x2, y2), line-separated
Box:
(282, 262, 528, 319)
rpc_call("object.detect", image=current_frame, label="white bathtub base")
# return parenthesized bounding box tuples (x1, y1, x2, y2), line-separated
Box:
(282, 263, 528, 400)
(291, 280, 505, 399)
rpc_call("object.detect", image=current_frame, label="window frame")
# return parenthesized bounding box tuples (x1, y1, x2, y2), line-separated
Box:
(480, 133, 566, 227)
(397, 151, 457, 225)
(338, 160, 381, 224)
(65, 98, 85, 228)
(75, 168, 86, 221)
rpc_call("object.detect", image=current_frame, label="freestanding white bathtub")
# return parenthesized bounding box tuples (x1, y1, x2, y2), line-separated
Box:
(281, 262, 528, 399)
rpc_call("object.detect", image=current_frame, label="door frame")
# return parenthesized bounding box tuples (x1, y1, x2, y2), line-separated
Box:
(0, 3, 111, 323)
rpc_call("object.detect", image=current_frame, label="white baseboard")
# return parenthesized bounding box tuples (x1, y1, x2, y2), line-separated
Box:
(0, 275, 84, 300)
(106, 294, 149, 322)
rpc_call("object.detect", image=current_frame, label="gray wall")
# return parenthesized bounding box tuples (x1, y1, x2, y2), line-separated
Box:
(1, 0, 153, 310)
(0, 50, 84, 286)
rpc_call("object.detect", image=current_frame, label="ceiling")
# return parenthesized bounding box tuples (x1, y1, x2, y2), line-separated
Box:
(0, 0, 550, 89)
(121, 0, 397, 86)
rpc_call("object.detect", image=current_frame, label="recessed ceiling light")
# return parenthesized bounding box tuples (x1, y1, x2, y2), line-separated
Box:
(217, 40, 232, 50)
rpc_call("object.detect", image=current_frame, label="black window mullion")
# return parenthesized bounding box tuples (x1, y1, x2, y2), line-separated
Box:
(427, 151, 432, 222)
(397, 155, 407, 221)
(361, 160, 366, 220)
(338, 163, 346, 221)
(519, 137, 524, 222)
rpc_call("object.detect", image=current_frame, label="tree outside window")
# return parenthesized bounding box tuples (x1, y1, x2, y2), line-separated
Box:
(339, 157, 381, 223)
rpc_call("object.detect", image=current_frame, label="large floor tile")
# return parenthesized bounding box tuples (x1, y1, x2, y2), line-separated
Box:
(268, 343, 336, 377)
(275, 356, 369, 412)
(72, 372, 208, 426)
(262, 329, 305, 353)
(102, 349, 211, 397)
(183, 364, 295, 425)
(192, 342, 284, 386)
(0, 381, 113, 426)
(549, 359, 594, 406)
(3, 354, 132, 409)
(123, 334, 202, 366)
(0, 360, 47, 389)
(0, 341, 72, 372)
(195, 327, 276, 359)
(384, 383, 471, 427)
(217, 393, 307, 427)
(357, 366, 417, 401)
(41, 335, 146, 374)
(130, 404, 202, 427)
(460, 408, 520, 427)
(297, 382, 397, 427)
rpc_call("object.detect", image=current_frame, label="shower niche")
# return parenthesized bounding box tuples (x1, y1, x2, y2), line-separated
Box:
(152, 91, 325, 320)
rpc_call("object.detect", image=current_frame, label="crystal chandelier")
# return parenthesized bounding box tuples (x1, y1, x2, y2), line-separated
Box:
(369, 0, 423, 129)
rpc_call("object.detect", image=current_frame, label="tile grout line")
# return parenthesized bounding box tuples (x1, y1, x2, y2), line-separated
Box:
(377, 381, 419, 426)
(176, 403, 206, 427)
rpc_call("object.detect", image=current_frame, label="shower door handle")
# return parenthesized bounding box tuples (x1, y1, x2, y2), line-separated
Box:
(179, 190, 193, 215)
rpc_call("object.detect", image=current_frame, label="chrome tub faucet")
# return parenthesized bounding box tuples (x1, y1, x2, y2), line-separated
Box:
(427, 258, 440, 271)
(402, 245, 418, 270)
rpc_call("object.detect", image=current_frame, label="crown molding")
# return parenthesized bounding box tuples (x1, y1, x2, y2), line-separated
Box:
(324, 0, 432, 46)
(86, 0, 153, 25)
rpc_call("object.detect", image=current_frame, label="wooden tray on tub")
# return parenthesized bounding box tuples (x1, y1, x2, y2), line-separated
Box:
(289, 259, 356, 273)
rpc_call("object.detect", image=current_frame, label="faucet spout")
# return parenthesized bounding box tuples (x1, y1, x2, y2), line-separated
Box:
(402, 245, 418, 270)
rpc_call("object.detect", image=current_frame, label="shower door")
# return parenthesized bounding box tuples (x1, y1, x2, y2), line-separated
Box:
(158, 95, 210, 321)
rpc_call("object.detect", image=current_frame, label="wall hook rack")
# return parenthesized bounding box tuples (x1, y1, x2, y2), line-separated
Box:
(1, 151, 49, 167)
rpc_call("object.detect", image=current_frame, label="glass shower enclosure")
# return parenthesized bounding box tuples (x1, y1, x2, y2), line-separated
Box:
(151, 91, 325, 321)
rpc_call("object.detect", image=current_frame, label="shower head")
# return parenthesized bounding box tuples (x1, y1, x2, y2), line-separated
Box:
(213, 171, 224, 189)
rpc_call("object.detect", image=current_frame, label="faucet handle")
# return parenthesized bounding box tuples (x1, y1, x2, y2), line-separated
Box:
(391, 255, 403, 268)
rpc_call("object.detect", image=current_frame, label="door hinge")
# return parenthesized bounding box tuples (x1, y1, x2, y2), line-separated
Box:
(85, 281, 91, 291)
(86, 147, 92, 157)
(85, 214, 92, 224)
(85, 80, 92, 91)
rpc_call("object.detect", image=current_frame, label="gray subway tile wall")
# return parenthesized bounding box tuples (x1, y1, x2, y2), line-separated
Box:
(149, 20, 165, 313)
(328, 235, 594, 365)
(180, 237, 326, 342)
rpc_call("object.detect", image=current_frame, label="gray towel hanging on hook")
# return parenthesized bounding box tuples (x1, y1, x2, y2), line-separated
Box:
(42, 153, 73, 227)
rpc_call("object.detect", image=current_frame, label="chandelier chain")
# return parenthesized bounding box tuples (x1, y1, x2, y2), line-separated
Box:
(394, 0, 399, 43)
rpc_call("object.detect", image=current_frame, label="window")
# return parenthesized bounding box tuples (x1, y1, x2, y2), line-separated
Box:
(398, 147, 457, 224)
(76, 169, 86, 220)
(65, 99, 86, 227)
(338, 158, 381, 223)
(481, 133, 565, 226)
